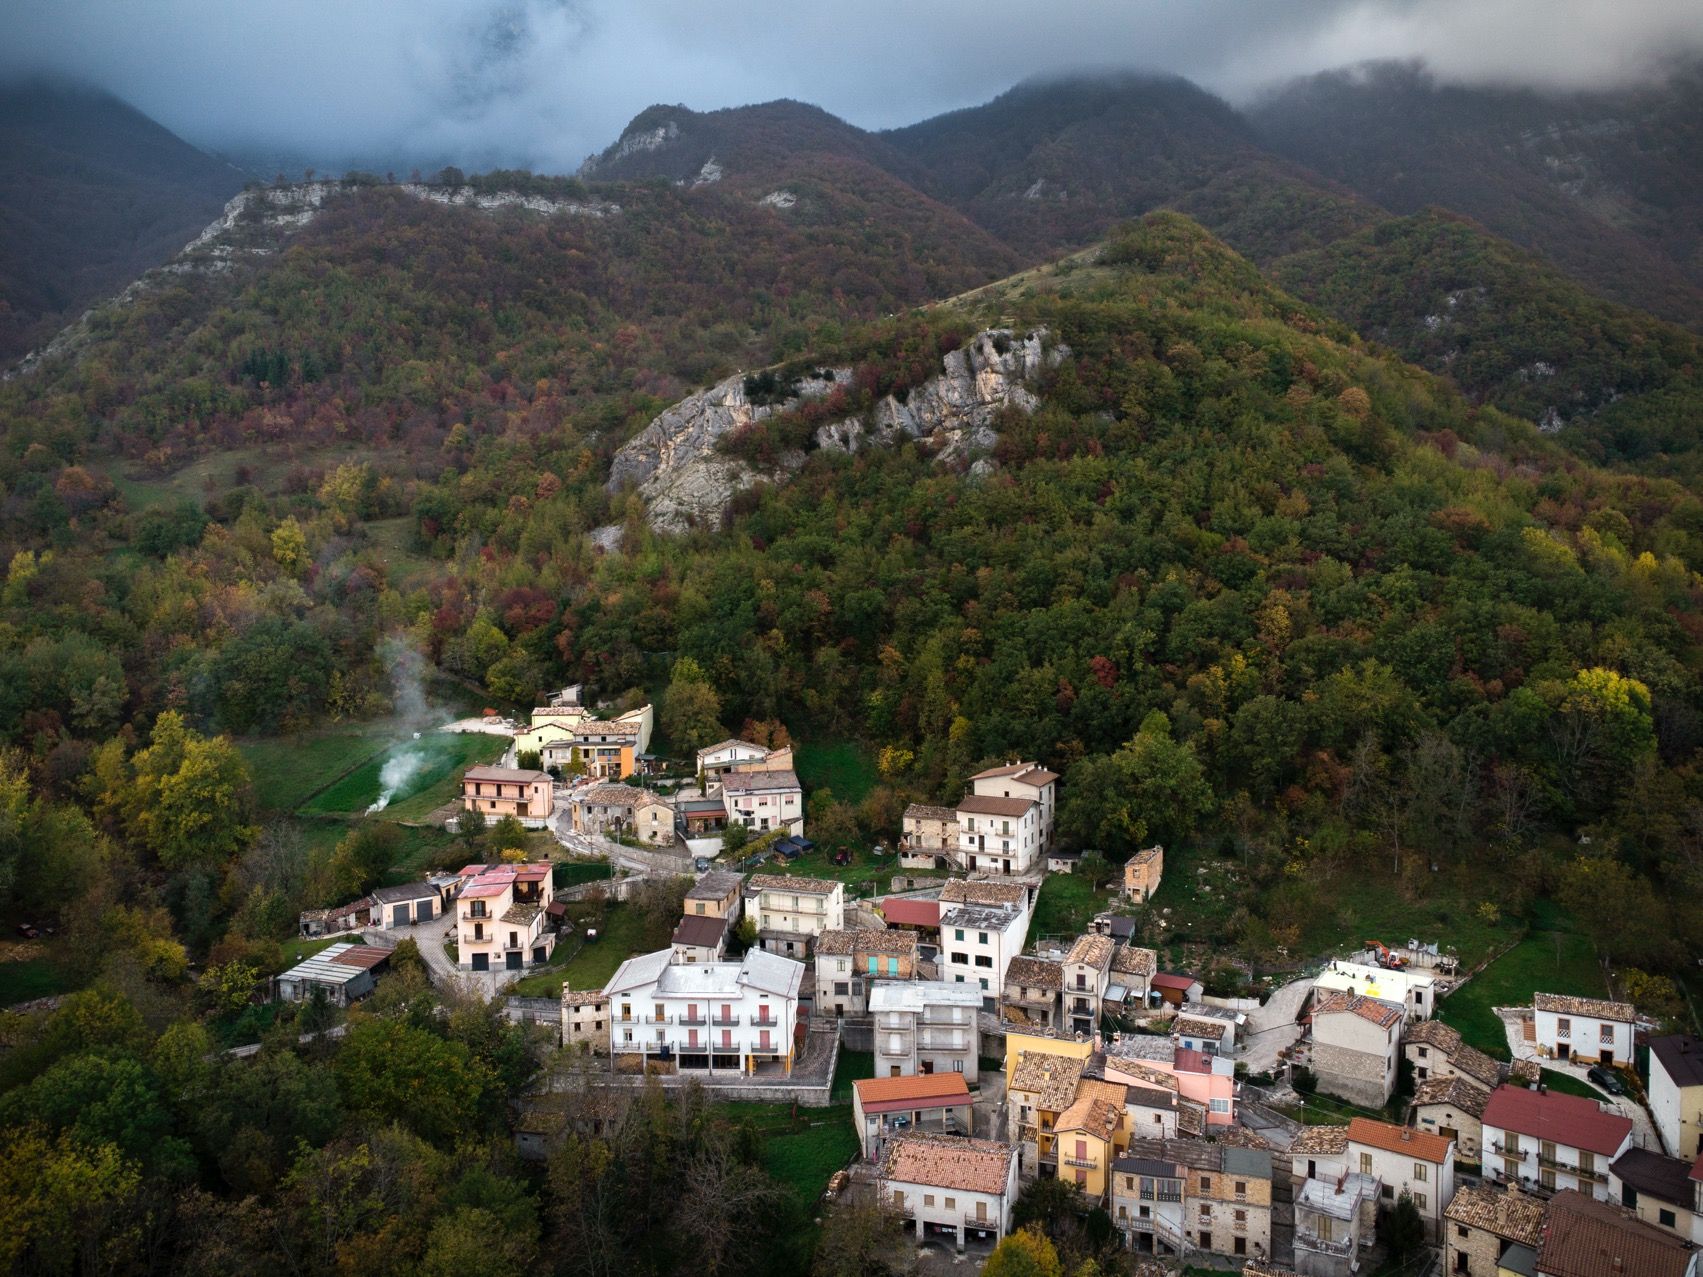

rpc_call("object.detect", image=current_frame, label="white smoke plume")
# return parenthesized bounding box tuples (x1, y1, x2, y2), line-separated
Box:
(365, 636, 439, 814)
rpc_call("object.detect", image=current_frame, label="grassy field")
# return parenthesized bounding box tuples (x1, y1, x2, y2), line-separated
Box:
(300, 731, 504, 818)
(240, 730, 393, 812)
(553, 860, 613, 888)
(0, 948, 84, 1006)
(1438, 924, 1605, 1059)
(763, 845, 928, 895)
(1540, 1068, 1609, 1100)
(794, 740, 878, 805)
(1032, 872, 1110, 939)
(710, 1100, 858, 1211)
(833, 1048, 875, 1103)
(1297, 871, 1508, 972)
(508, 902, 647, 997)
(268, 935, 350, 974)
(361, 516, 438, 588)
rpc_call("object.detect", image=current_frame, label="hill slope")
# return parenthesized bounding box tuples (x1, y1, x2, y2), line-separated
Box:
(0, 81, 244, 362)
(1250, 61, 1703, 329)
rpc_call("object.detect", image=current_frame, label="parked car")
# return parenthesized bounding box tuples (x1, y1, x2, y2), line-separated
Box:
(1587, 1065, 1626, 1095)
(832, 849, 851, 866)
(693, 857, 712, 872)
(793, 837, 816, 852)
(778, 843, 803, 861)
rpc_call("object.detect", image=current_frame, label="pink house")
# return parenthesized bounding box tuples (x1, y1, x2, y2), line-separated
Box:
(1104, 1047, 1236, 1127)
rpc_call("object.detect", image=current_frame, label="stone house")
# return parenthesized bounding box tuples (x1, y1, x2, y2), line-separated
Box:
(1122, 845, 1164, 902)
(684, 870, 743, 923)
(1108, 943, 1158, 1010)
(560, 988, 610, 1053)
(1310, 991, 1403, 1107)
(899, 803, 959, 869)
(1117, 1137, 1274, 1265)
(1404, 1019, 1501, 1092)
(814, 928, 921, 1016)
(1288, 1124, 1349, 1184)
(1442, 1183, 1546, 1277)
(1002, 955, 1063, 1029)
(1412, 1073, 1493, 1161)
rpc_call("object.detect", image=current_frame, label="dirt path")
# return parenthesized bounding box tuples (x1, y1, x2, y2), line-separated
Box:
(1239, 976, 1313, 1074)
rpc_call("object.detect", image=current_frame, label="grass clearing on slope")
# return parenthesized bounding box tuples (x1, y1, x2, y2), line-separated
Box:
(301, 731, 503, 818)
(1032, 873, 1109, 939)
(508, 902, 646, 997)
(1438, 925, 1604, 1059)
(795, 740, 878, 805)
(709, 1100, 858, 1211)
(240, 730, 391, 812)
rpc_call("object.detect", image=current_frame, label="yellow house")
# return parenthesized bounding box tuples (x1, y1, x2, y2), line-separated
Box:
(1053, 1082, 1128, 1201)
(514, 719, 577, 761)
(1003, 1028, 1093, 1087)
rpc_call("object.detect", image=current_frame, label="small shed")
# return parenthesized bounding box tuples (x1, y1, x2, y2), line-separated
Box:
(272, 943, 391, 1006)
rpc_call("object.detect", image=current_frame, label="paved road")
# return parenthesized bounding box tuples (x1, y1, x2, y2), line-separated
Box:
(551, 816, 691, 877)
(370, 911, 505, 1002)
(1239, 976, 1313, 1074)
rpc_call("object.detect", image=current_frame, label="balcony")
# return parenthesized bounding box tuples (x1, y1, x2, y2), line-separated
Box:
(678, 1013, 707, 1027)
(751, 1015, 778, 1028)
(1296, 1233, 1354, 1258)
(1536, 1152, 1607, 1183)
(877, 1040, 912, 1057)
(712, 1013, 741, 1027)
(1062, 1156, 1099, 1170)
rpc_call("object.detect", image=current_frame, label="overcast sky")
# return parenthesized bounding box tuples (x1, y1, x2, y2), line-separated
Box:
(4, 0, 1702, 173)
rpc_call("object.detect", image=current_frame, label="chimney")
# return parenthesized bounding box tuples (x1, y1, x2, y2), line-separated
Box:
(1400, 1129, 1412, 1142)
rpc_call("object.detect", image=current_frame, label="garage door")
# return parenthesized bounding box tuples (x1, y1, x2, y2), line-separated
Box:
(416, 899, 432, 920)
(506, 951, 522, 970)
(532, 946, 548, 964)
(393, 902, 410, 925)
(471, 952, 489, 971)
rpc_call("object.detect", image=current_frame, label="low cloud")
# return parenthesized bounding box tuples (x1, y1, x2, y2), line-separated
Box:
(3, 0, 1700, 173)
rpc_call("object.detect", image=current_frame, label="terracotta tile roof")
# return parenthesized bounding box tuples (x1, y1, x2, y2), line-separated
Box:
(686, 870, 743, 900)
(1508, 1058, 1541, 1086)
(1066, 933, 1116, 969)
(1452, 1043, 1503, 1089)
(1011, 1051, 1086, 1109)
(1056, 1094, 1122, 1141)
(1346, 1117, 1452, 1163)
(939, 880, 1028, 908)
(1413, 1075, 1491, 1117)
(1077, 1077, 1130, 1110)
(1534, 992, 1635, 1022)
(578, 782, 646, 804)
(1482, 1085, 1633, 1156)
(1005, 956, 1064, 990)
(720, 769, 801, 794)
(1536, 1189, 1695, 1277)
(1443, 1185, 1545, 1245)
(903, 803, 956, 822)
(969, 761, 1057, 787)
(1105, 1058, 1179, 1091)
(1289, 1124, 1351, 1156)
(1404, 1019, 1462, 1050)
(813, 927, 918, 958)
(1112, 945, 1158, 976)
(561, 989, 608, 1006)
(502, 901, 541, 925)
(1215, 1125, 1273, 1150)
(1175, 1016, 1231, 1040)
(1312, 990, 1402, 1030)
(1177, 1097, 1207, 1137)
(749, 873, 839, 895)
(854, 1072, 971, 1111)
(881, 1134, 1016, 1195)
(1126, 845, 1162, 867)
(955, 795, 1035, 818)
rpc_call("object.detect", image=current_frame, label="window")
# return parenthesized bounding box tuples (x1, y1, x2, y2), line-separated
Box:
(1210, 1098, 1230, 1113)
(1660, 1209, 1677, 1228)
(1359, 1153, 1373, 1175)
(1417, 1046, 1429, 1059)
(1600, 1024, 1614, 1043)
(1234, 1209, 1246, 1222)
(944, 1197, 955, 1211)
(1456, 1226, 1468, 1240)
(923, 1194, 935, 1207)
(1234, 1182, 1246, 1196)
(955, 929, 965, 942)
(1382, 1184, 1395, 1200)
(1413, 1193, 1426, 1212)
(1414, 1163, 1428, 1182)
(953, 1059, 964, 1072)
(1579, 1152, 1594, 1174)
(1558, 1017, 1572, 1037)
(978, 931, 989, 944)
(1200, 1176, 1212, 1192)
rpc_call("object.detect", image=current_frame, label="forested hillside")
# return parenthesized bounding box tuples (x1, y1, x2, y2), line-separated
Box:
(0, 82, 243, 362)
(1251, 60, 1703, 329)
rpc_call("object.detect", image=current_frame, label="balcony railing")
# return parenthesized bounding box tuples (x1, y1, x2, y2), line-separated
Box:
(963, 1212, 996, 1227)
(712, 1014, 741, 1027)
(1062, 1156, 1099, 1170)
(752, 1015, 778, 1028)
(1536, 1152, 1607, 1182)
(878, 1040, 911, 1057)
(1297, 1233, 1354, 1257)
(678, 1014, 706, 1027)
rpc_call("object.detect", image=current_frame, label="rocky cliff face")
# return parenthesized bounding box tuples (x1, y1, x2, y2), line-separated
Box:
(607, 328, 1063, 532)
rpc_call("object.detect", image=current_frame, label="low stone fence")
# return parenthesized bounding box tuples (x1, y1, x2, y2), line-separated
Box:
(505, 996, 561, 1027)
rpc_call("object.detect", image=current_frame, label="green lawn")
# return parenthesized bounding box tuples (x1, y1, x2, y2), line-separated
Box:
(794, 740, 878, 805)
(832, 1048, 875, 1103)
(553, 860, 613, 888)
(240, 729, 392, 812)
(709, 1100, 858, 1211)
(1297, 871, 1509, 972)
(1032, 873, 1110, 938)
(1438, 926, 1605, 1059)
(268, 935, 350, 974)
(768, 845, 928, 895)
(508, 902, 647, 997)
(0, 952, 85, 1006)
(1540, 1068, 1609, 1100)
(300, 731, 504, 818)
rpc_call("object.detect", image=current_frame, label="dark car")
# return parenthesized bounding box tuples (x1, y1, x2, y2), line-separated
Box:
(1587, 1065, 1626, 1096)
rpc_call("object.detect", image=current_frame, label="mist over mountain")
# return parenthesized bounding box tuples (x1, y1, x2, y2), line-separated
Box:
(0, 80, 243, 360)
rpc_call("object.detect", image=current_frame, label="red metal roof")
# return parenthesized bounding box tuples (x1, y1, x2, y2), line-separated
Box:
(1174, 1047, 1212, 1074)
(879, 898, 940, 928)
(1152, 973, 1197, 990)
(329, 945, 391, 970)
(854, 1072, 971, 1113)
(459, 880, 511, 899)
(1481, 1086, 1634, 1157)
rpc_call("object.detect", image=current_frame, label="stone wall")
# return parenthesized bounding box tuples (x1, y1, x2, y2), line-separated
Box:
(1312, 1043, 1394, 1108)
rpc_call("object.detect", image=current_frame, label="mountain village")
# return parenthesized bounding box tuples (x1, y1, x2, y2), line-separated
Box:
(280, 688, 1703, 1277)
